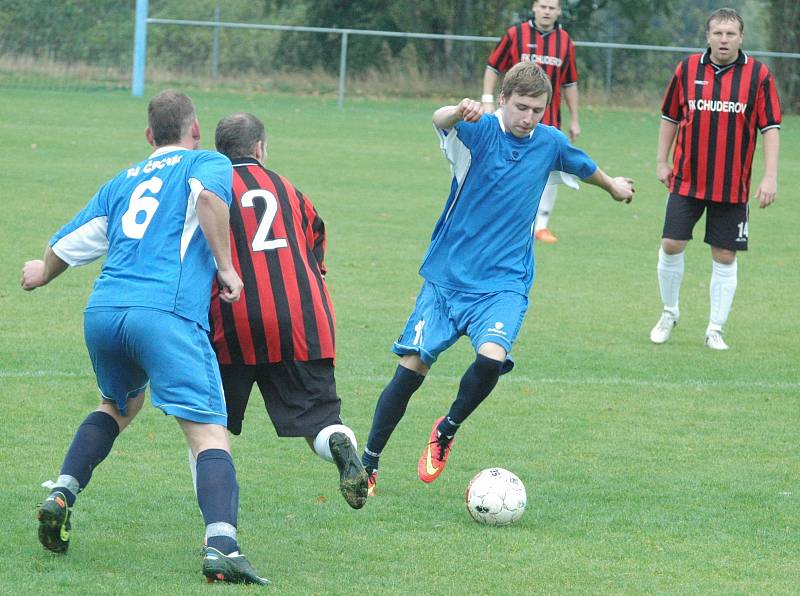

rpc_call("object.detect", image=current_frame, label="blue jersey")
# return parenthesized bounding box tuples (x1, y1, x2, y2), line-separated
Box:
(50, 146, 232, 329)
(420, 112, 596, 295)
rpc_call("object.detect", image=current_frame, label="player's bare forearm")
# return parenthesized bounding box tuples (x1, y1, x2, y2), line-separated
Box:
(482, 68, 499, 112)
(755, 128, 779, 208)
(433, 99, 483, 130)
(656, 119, 678, 186)
(196, 189, 242, 302)
(584, 167, 635, 203)
(20, 246, 68, 291)
(563, 85, 580, 142)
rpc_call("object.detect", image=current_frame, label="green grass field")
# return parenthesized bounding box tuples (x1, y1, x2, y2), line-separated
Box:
(2, 88, 798, 594)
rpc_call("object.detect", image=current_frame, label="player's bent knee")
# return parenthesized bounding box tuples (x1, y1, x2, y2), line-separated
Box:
(477, 342, 507, 362)
(178, 418, 231, 455)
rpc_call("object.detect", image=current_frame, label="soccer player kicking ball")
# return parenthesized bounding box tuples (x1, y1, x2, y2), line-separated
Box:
(360, 62, 634, 494)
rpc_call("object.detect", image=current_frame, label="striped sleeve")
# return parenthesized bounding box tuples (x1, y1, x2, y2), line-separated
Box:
(757, 69, 782, 132)
(661, 62, 684, 123)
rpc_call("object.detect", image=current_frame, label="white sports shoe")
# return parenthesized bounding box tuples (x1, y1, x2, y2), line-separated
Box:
(705, 329, 729, 351)
(650, 311, 678, 344)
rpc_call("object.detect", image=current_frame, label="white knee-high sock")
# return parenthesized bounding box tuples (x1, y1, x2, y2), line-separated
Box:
(534, 185, 558, 231)
(313, 424, 357, 463)
(709, 259, 737, 331)
(657, 247, 684, 315)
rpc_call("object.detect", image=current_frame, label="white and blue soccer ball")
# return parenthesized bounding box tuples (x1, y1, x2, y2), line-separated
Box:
(465, 467, 526, 526)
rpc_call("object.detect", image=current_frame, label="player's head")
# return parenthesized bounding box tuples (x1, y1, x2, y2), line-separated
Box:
(499, 62, 551, 137)
(215, 112, 267, 162)
(532, 0, 561, 32)
(705, 8, 744, 66)
(146, 90, 198, 148)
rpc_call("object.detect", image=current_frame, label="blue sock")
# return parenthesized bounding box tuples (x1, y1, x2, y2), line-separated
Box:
(196, 449, 240, 555)
(361, 450, 380, 474)
(441, 354, 503, 435)
(57, 411, 120, 505)
(364, 365, 425, 462)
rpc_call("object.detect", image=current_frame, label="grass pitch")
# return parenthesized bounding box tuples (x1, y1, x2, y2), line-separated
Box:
(1, 88, 798, 594)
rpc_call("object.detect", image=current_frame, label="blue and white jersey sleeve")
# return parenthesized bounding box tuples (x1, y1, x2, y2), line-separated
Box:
(189, 151, 233, 206)
(552, 129, 597, 180)
(50, 185, 110, 266)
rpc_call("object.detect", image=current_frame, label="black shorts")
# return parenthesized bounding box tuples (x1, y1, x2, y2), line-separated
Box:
(662, 193, 749, 251)
(220, 360, 342, 437)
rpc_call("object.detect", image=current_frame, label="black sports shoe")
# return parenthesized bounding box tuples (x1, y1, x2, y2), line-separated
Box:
(202, 546, 270, 585)
(329, 432, 368, 509)
(37, 491, 71, 553)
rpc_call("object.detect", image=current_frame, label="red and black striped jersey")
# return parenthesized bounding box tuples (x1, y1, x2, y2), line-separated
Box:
(209, 158, 336, 364)
(487, 21, 578, 128)
(661, 50, 781, 203)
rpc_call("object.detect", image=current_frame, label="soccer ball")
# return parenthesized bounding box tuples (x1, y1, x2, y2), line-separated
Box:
(465, 467, 526, 526)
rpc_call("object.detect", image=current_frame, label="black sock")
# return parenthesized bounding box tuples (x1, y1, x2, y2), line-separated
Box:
(58, 411, 120, 504)
(196, 449, 240, 555)
(364, 365, 425, 458)
(442, 354, 503, 433)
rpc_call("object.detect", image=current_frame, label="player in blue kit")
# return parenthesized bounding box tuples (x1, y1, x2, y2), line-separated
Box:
(360, 62, 634, 494)
(20, 91, 268, 585)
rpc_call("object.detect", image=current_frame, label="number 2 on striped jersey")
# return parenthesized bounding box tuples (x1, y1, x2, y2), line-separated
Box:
(241, 189, 289, 251)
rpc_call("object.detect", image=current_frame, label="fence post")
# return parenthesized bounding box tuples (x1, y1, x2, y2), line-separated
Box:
(212, 5, 220, 81)
(131, 0, 149, 97)
(338, 31, 349, 109)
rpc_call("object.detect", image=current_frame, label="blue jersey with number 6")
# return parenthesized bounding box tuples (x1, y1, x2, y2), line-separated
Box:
(49, 146, 232, 329)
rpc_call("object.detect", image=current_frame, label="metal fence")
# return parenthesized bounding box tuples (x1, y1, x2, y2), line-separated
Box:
(133, 10, 800, 108)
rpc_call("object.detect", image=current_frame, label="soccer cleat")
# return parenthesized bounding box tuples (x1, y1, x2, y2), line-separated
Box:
(650, 311, 679, 344)
(417, 416, 455, 483)
(705, 329, 729, 351)
(202, 546, 270, 586)
(366, 469, 378, 497)
(534, 228, 558, 243)
(37, 491, 71, 554)
(329, 432, 368, 509)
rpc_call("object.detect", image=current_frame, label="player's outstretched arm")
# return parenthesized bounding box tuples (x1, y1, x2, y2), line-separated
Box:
(21, 247, 68, 291)
(196, 189, 243, 303)
(481, 68, 500, 113)
(433, 99, 484, 130)
(754, 128, 779, 209)
(583, 167, 635, 203)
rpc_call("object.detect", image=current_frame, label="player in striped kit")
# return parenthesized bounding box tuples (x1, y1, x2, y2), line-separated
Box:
(208, 112, 368, 510)
(482, 0, 580, 243)
(650, 8, 781, 350)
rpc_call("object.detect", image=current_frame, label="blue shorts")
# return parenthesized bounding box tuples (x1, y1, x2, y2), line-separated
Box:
(84, 307, 227, 425)
(392, 281, 528, 372)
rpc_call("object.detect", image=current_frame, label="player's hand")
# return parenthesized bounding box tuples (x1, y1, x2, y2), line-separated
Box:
(457, 98, 484, 123)
(568, 121, 581, 143)
(21, 259, 48, 291)
(481, 101, 496, 114)
(216, 268, 243, 303)
(754, 175, 777, 208)
(656, 162, 673, 187)
(609, 177, 635, 203)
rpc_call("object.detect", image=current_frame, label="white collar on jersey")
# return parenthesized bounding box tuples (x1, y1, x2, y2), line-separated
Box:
(493, 109, 535, 139)
(148, 145, 186, 158)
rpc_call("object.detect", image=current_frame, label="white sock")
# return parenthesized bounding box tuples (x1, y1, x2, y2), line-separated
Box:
(709, 259, 737, 331)
(535, 185, 558, 231)
(657, 247, 684, 315)
(312, 424, 357, 463)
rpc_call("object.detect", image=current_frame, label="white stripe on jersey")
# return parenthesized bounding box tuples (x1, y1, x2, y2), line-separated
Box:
(436, 124, 472, 223)
(180, 178, 203, 262)
(51, 216, 108, 266)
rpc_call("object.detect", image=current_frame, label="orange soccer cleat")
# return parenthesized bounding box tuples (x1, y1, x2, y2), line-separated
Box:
(534, 228, 558, 243)
(417, 417, 455, 483)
